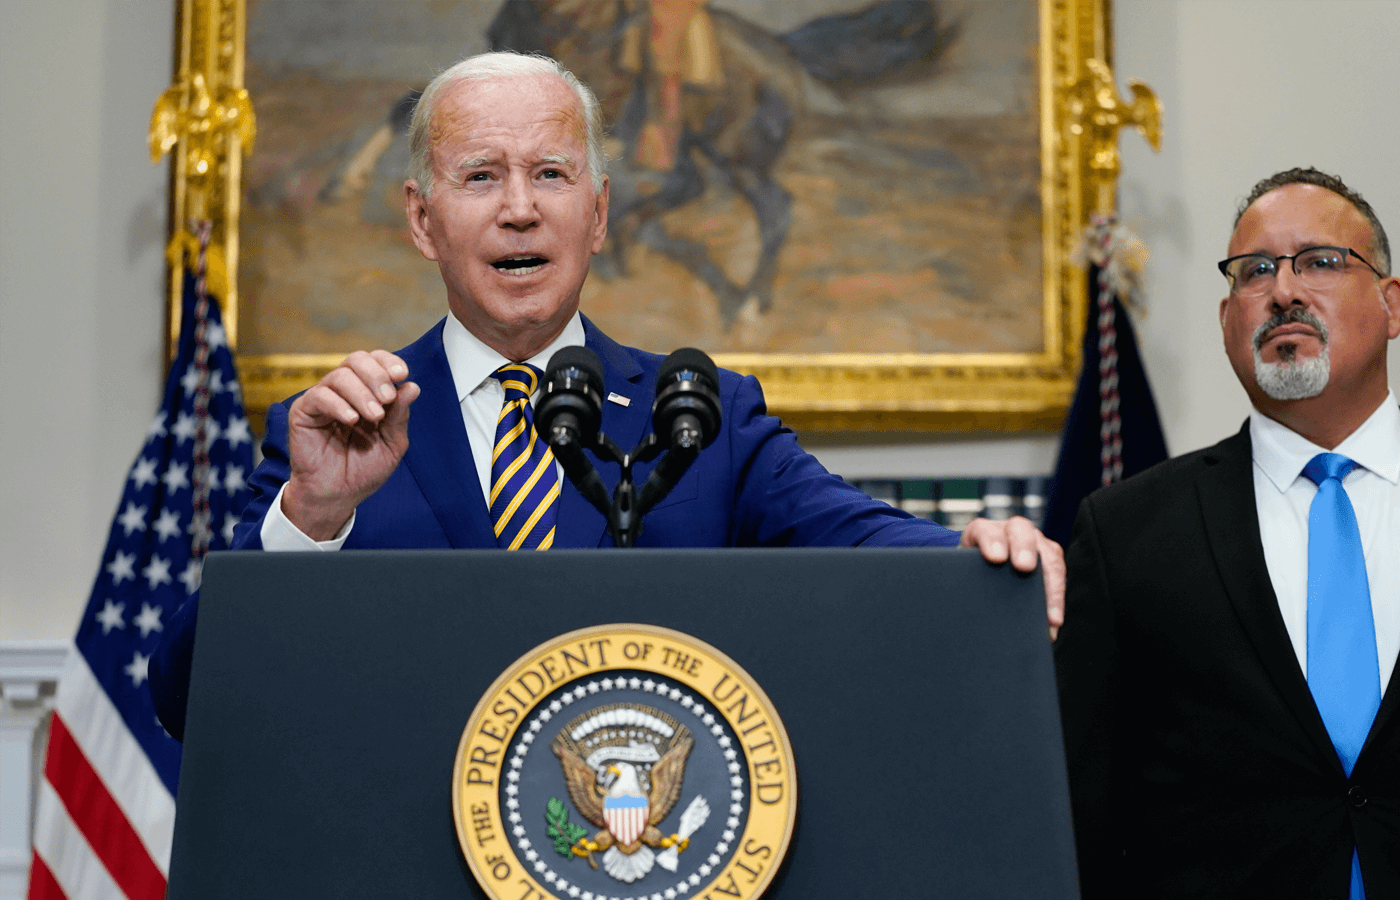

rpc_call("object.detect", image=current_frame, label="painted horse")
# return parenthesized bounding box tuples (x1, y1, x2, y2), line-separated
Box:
(310, 1, 959, 329)
(487, 0, 959, 328)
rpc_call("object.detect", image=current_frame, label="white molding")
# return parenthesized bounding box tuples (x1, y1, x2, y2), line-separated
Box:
(0, 641, 69, 684)
(0, 640, 67, 900)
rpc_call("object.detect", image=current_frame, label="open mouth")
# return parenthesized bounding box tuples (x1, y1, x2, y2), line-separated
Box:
(492, 255, 548, 276)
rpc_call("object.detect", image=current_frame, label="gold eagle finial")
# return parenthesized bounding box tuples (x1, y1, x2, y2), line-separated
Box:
(1066, 58, 1163, 213)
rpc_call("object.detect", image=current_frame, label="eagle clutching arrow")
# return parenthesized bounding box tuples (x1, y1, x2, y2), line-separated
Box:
(551, 705, 710, 883)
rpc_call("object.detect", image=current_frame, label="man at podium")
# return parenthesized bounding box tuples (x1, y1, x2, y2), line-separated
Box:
(151, 51, 1064, 737)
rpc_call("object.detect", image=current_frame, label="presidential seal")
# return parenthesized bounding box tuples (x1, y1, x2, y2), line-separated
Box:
(453, 625, 796, 900)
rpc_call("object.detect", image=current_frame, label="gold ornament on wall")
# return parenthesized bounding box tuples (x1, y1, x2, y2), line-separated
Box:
(1064, 57, 1162, 216)
(149, 0, 255, 356)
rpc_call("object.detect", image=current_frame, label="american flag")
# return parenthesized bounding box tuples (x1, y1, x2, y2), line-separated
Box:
(27, 249, 254, 899)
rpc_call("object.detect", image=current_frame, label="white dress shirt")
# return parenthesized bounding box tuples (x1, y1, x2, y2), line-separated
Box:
(260, 312, 586, 551)
(1252, 392, 1400, 693)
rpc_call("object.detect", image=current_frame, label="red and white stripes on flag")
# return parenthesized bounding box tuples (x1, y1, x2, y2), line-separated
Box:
(27, 229, 253, 899)
(29, 654, 174, 900)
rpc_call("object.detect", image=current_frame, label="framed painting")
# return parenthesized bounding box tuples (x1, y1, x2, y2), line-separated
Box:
(161, 0, 1134, 432)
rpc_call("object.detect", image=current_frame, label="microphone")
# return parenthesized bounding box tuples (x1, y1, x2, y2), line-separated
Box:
(533, 346, 722, 547)
(651, 348, 721, 451)
(537, 346, 605, 451)
(537, 347, 610, 516)
(636, 349, 721, 519)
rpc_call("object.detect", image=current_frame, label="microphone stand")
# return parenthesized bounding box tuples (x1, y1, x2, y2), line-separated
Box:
(541, 347, 716, 549)
(554, 431, 697, 549)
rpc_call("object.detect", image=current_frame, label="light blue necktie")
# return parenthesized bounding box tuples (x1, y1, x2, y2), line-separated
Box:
(1303, 452, 1380, 900)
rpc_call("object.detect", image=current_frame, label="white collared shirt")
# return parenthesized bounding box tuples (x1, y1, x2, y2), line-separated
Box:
(260, 313, 586, 551)
(1252, 392, 1400, 692)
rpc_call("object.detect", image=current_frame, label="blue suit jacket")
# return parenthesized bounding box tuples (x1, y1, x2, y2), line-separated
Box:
(151, 317, 957, 733)
(238, 316, 954, 550)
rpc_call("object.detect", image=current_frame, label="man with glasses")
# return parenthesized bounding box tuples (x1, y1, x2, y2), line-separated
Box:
(1056, 168, 1400, 899)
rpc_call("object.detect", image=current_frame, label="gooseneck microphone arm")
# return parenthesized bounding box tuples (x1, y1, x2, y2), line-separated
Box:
(550, 426, 613, 519)
(536, 347, 613, 521)
(536, 347, 722, 548)
(634, 442, 697, 520)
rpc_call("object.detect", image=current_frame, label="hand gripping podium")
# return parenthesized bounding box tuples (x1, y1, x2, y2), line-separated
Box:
(168, 548, 1079, 899)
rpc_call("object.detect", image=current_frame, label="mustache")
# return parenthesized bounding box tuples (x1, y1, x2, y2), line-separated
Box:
(1252, 308, 1328, 352)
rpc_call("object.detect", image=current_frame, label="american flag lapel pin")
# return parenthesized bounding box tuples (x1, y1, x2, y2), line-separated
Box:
(606, 392, 631, 407)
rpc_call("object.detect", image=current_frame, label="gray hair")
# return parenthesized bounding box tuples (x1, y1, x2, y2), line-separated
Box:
(1235, 167, 1391, 276)
(406, 52, 607, 198)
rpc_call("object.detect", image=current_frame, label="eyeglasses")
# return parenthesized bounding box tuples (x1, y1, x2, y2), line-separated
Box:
(1217, 246, 1383, 297)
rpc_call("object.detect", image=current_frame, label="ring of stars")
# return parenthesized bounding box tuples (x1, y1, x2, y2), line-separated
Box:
(504, 675, 748, 900)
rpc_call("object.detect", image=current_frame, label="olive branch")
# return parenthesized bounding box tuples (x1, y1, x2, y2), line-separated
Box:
(545, 798, 589, 858)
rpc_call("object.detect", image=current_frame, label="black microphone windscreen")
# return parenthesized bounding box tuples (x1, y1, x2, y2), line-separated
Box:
(656, 347, 718, 390)
(546, 346, 605, 386)
(539, 346, 605, 449)
(653, 348, 721, 449)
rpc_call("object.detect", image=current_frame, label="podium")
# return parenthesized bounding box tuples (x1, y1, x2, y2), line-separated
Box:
(168, 548, 1079, 899)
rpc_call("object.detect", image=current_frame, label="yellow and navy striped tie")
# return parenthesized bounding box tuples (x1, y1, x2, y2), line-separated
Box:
(488, 363, 558, 550)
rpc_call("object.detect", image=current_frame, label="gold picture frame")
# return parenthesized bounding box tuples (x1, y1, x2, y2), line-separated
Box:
(156, 0, 1158, 433)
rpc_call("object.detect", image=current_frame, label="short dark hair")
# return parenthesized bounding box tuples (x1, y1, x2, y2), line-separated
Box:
(1234, 167, 1391, 276)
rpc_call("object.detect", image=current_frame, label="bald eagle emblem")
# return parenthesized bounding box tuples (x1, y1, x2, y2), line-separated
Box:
(550, 703, 710, 884)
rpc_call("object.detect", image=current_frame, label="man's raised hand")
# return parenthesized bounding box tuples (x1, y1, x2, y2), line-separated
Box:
(282, 350, 420, 540)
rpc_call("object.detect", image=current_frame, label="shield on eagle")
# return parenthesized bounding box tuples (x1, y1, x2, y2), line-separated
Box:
(603, 783, 649, 847)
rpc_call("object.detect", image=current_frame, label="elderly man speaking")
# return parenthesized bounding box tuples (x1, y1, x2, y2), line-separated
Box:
(151, 52, 1064, 735)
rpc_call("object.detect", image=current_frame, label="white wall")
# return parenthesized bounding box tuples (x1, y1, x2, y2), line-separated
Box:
(6, 0, 1400, 639)
(1116, 0, 1400, 456)
(0, 0, 171, 640)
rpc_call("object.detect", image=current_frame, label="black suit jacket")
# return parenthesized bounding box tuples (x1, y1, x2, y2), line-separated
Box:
(1056, 424, 1400, 899)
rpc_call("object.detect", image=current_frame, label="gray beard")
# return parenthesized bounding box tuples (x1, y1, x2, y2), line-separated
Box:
(1250, 309, 1331, 401)
(1253, 337, 1330, 400)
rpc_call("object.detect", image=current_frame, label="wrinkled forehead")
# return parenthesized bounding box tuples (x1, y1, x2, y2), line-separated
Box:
(429, 73, 587, 152)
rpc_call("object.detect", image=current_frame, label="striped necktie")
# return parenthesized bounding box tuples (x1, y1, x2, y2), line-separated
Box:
(489, 364, 558, 550)
(1302, 452, 1379, 900)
